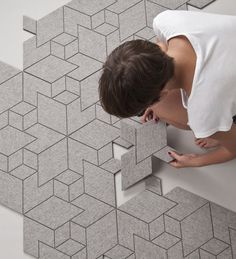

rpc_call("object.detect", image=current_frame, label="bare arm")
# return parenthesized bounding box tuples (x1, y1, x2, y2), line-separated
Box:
(190, 123, 236, 167)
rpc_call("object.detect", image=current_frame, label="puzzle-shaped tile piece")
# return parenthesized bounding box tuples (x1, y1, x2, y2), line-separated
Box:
(23, 16, 36, 34)
(120, 118, 177, 190)
(37, 7, 64, 46)
(153, 145, 178, 163)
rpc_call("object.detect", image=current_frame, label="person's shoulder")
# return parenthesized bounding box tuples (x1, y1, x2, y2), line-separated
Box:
(153, 10, 188, 24)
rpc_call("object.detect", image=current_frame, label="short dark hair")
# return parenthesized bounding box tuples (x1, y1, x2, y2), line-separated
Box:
(98, 39, 175, 118)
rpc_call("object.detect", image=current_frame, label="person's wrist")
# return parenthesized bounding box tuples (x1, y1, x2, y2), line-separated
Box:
(191, 154, 202, 167)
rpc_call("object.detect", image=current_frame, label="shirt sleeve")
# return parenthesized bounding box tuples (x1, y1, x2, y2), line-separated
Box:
(152, 11, 169, 43)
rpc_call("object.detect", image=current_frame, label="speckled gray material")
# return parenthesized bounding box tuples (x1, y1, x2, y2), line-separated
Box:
(1, 0, 235, 258)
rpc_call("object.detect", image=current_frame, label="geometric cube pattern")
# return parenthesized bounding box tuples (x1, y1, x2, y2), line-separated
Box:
(1, 0, 235, 258)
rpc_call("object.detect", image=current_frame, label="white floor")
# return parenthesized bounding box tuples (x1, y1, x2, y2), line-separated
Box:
(0, 0, 236, 258)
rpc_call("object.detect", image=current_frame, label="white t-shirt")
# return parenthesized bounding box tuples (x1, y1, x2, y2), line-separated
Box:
(153, 10, 236, 138)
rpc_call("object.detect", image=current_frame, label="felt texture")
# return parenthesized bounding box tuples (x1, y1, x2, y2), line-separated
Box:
(1, 0, 235, 258)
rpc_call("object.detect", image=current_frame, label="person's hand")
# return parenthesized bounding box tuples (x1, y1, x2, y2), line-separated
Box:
(140, 106, 159, 123)
(168, 150, 200, 168)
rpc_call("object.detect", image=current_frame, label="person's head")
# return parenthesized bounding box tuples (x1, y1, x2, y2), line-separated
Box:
(98, 39, 175, 118)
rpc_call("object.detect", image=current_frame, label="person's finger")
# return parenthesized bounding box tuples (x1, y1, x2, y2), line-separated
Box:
(169, 160, 179, 168)
(153, 113, 159, 121)
(168, 150, 182, 161)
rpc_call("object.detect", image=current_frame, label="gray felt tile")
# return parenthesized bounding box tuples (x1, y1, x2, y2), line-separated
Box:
(10, 101, 36, 115)
(67, 98, 96, 134)
(104, 244, 133, 259)
(118, 190, 176, 223)
(188, 0, 215, 9)
(25, 123, 65, 154)
(65, 76, 80, 96)
(0, 125, 35, 156)
(217, 247, 233, 259)
(230, 228, 236, 259)
(0, 60, 21, 84)
(37, 7, 64, 46)
(55, 169, 82, 185)
(38, 93, 68, 134)
(119, 1, 146, 41)
(66, 0, 116, 15)
(134, 235, 167, 259)
(0, 170, 23, 213)
(107, 0, 142, 14)
(100, 158, 121, 174)
(199, 249, 215, 258)
(57, 239, 84, 256)
(121, 147, 153, 190)
(0, 73, 22, 114)
(25, 55, 77, 83)
(52, 33, 77, 45)
(70, 222, 86, 245)
(24, 217, 54, 258)
(54, 177, 84, 202)
(185, 250, 200, 259)
(149, 215, 165, 240)
(91, 10, 105, 29)
(98, 142, 113, 165)
(67, 53, 103, 82)
(25, 196, 83, 229)
(181, 203, 213, 256)
(79, 70, 102, 110)
(167, 241, 184, 259)
(84, 160, 116, 206)
(53, 90, 78, 105)
(200, 237, 229, 255)
(148, 0, 187, 9)
(95, 23, 118, 36)
(165, 187, 208, 221)
(68, 138, 98, 175)
(136, 119, 167, 162)
(1, 2, 233, 259)
(10, 164, 36, 180)
(105, 9, 119, 27)
(37, 137, 68, 186)
(23, 173, 53, 213)
(146, 1, 168, 28)
(164, 214, 181, 238)
(153, 145, 177, 163)
(64, 6, 91, 36)
(23, 15, 36, 34)
(135, 26, 156, 40)
(96, 103, 112, 124)
(70, 119, 120, 150)
(120, 118, 140, 145)
(78, 25, 107, 62)
(71, 194, 113, 227)
(210, 202, 236, 244)
(113, 136, 133, 149)
(86, 210, 118, 259)
(117, 210, 149, 250)
(55, 222, 70, 247)
(23, 72, 51, 105)
(39, 242, 70, 259)
(23, 36, 50, 69)
(145, 175, 162, 195)
(152, 232, 180, 249)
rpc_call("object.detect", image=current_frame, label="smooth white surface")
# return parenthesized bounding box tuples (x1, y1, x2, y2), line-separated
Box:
(0, 0, 236, 258)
